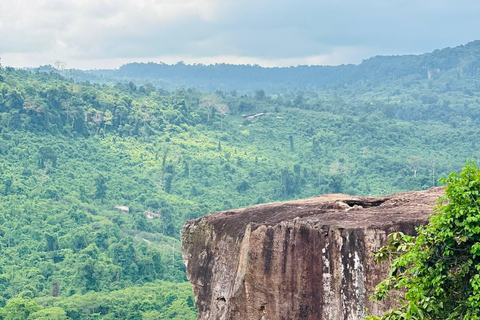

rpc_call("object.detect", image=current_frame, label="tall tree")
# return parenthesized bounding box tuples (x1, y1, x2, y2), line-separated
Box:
(94, 174, 107, 201)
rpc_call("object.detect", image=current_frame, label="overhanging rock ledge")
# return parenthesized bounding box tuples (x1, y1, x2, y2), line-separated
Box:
(181, 187, 444, 320)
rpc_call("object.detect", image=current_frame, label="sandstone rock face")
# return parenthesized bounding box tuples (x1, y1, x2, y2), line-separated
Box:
(181, 187, 444, 320)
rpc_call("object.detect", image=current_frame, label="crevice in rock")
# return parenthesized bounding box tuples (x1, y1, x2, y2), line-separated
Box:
(343, 199, 386, 208)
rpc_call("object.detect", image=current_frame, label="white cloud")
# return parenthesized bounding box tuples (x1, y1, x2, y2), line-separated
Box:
(0, 0, 221, 65)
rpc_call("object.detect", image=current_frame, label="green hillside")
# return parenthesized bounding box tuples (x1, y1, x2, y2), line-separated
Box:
(74, 40, 480, 93)
(1, 41, 480, 318)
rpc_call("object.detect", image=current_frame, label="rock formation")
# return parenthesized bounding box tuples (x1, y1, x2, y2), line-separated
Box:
(181, 187, 444, 320)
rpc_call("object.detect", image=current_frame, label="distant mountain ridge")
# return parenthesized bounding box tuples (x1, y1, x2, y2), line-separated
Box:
(80, 40, 480, 92)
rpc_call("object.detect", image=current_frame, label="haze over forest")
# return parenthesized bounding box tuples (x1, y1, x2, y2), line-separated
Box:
(2, 0, 480, 319)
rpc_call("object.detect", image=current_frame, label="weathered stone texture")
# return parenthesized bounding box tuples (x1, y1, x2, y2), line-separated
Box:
(181, 187, 444, 320)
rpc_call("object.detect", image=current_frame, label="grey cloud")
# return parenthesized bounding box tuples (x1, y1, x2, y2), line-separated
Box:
(215, 0, 480, 56)
(1, 0, 480, 68)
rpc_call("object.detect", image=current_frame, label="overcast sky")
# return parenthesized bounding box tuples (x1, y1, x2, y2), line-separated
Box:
(1, 0, 480, 69)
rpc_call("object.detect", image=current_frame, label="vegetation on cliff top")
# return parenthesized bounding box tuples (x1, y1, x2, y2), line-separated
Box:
(368, 161, 480, 320)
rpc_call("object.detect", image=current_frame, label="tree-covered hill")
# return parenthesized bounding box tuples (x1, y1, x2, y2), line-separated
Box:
(2, 41, 480, 318)
(72, 40, 480, 93)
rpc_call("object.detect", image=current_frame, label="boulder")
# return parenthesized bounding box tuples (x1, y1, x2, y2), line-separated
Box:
(181, 187, 444, 320)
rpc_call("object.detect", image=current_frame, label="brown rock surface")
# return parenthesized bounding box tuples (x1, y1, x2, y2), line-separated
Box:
(181, 187, 444, 320)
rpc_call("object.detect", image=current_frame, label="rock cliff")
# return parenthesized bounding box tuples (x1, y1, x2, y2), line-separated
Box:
(181, 187, 444, 320)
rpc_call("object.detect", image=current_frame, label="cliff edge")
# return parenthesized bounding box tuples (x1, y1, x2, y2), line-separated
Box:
(181, 187, 444, 320)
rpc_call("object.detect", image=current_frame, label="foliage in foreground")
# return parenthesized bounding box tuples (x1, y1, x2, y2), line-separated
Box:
(367, 161, 480, 319)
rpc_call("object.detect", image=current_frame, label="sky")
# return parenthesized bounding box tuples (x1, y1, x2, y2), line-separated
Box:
(1, 0, 480, 69)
